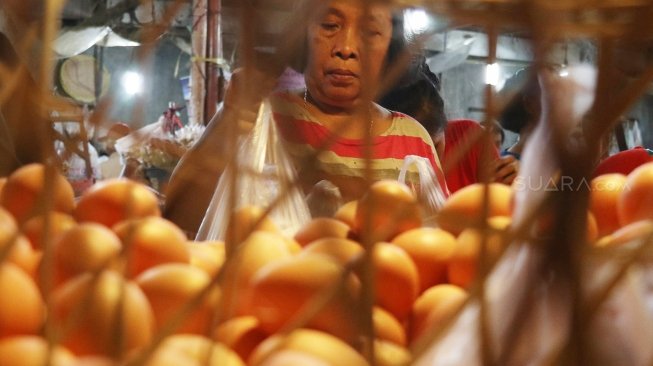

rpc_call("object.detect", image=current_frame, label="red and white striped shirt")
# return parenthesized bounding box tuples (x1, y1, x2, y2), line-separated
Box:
(270, 92, 448, 201)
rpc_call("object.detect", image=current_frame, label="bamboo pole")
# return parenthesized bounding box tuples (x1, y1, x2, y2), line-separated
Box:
(204, 0, 221, 124)
(191, 0, 207, 125)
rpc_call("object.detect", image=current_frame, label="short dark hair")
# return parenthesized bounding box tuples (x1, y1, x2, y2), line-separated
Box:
(483, 120, 505, 144)
(498, 67, 540, 134)
(378, 57, 448, 136)
(386, 13, 407, 70)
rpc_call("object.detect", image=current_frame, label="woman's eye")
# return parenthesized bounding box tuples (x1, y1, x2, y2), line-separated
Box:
(367, 30, 382, 37)
(364, 27, 383, 38)
(321, 23, 339, 32)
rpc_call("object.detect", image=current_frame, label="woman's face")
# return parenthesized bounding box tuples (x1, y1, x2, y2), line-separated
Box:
(304, 0, 393, 111)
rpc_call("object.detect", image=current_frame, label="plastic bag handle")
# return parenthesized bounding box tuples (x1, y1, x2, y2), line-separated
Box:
(398, 155, 447, 214)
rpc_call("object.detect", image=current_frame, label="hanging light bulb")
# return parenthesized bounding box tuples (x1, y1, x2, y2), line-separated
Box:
(485, 62, 501, 86)
(121, 71, 143, 96)
(404, 8, 430, 35)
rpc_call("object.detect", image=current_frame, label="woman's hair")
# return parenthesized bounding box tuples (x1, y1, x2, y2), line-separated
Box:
(482, 120, 505, 144)
(378, 57, 448, 136)
(498, 67, 540, 134)
(386, 12, 407, 70)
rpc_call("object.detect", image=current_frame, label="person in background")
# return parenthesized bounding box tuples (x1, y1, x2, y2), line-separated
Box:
(482, 119, 505, 151)
(497, 67, 540, 161)
(380, 58, 518, 193)
(379, 57, 448, 160)
(94, 122, 131, 179)
(165, 0, 445, 235)
(445, 119, 516, 192)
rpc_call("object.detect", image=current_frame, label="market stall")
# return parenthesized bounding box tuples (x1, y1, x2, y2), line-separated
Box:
(1, 1, 653, 365)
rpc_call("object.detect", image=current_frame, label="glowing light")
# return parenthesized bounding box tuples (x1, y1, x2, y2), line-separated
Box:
(485, 63, 501, 86)
(559, 67, 569, 77)
(121, 71, 143, 96)
(404, 9, 430, 34)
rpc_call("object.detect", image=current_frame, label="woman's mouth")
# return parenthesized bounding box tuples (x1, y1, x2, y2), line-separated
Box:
(326, 69, 358, 83)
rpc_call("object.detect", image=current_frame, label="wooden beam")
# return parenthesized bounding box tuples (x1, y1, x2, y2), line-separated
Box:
(204, 0, 221, 122)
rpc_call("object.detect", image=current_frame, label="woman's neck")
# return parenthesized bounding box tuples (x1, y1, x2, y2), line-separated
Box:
(301, 92, 390, 139)
(304, 89, 360, 116)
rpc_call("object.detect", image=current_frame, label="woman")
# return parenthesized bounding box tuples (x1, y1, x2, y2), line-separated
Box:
(165, 0, 444, 235)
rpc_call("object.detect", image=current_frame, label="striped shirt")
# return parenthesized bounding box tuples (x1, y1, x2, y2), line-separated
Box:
(270, 92, 448, 201)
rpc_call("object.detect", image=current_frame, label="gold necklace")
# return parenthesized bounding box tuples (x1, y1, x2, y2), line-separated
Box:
(303, 87, 375, 137)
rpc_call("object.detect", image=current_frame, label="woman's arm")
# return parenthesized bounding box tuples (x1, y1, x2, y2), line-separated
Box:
(163, 105, 250, 236)
(164, 107, 223, 235)
(164, 69, 277, 236)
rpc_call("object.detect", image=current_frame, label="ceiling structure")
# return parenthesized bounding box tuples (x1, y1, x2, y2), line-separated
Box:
(59, 0, 298, 67)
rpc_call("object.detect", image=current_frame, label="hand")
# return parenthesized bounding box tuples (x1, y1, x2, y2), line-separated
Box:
(223, 68, 279, 133)
(493, 155, 519, 184)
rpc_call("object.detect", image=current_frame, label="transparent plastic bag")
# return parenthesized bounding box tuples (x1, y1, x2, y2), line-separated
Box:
(398, 155, 447, 226)
(196, 101, 311, 241)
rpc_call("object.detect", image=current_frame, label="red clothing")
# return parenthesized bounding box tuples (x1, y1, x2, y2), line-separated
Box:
(593, 146, 653, 177)
(444, 119, 500, 193)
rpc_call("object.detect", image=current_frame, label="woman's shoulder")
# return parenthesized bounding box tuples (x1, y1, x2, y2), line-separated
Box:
(385, 109, 433, 140)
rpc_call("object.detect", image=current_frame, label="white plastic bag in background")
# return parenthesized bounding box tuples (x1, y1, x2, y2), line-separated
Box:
(196, 101, 311, 241)
(398, 155, 447, 225)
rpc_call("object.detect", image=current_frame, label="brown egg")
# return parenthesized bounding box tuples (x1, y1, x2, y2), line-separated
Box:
(0, 263, 44, 338)
(0, 336, 75, 366)
(155, 334, 244, 366)
(589, 173, 627, 237)
(187, 240, 226, 277)
(437, 183, 512, 235)
(595, 220, 653, 248)
(248, 329, 368, 366)
(247, 254, 359, 342)
(333, 200, 358, 229)
(220, 231, 293, 318)
(447, 216, 511, 289)
(391, 227, 457, 292)
(213, 316, 268, 362)
(618, 162, 653, 226)
(372, 243, 419, 321)
(50, 223, 122, 287)
(0, 228, 38, 277)
(21, 212, 76, 251)
(113, 217, 190, 278)
(51, 270, 154, 356)
(0, 163, 74, 224)
(225, 205, 280, 249)
(301, 237, 364, 266)
(294, 218, 351, 247)
(410, 284, 467, 344)
(354, 180, 422, 243)
(373, 306, 406, 346)
(74, 178, 160, 228)
(374, 339, 412, 366)
(136, 263, 218, 334)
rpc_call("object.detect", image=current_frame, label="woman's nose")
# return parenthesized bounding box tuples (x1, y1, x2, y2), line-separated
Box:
(332, 27, 359, 60)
